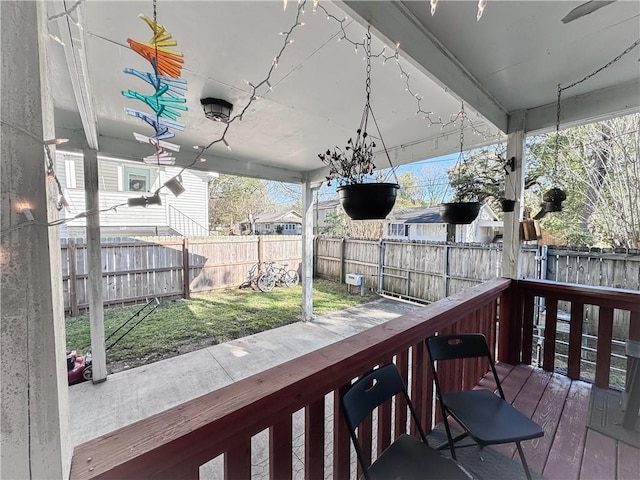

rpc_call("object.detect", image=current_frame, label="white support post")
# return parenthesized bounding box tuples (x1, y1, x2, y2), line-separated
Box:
(301, 180, 317, 321)
(1, 1, 71, 477)
(503, 112, 527, 279)
(83, 148, 107, 382)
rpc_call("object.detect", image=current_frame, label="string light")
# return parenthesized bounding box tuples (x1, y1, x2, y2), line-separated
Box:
(430, 0, 438, 16)
(49, 33, 65, 46)
(477, 0, 488, 21)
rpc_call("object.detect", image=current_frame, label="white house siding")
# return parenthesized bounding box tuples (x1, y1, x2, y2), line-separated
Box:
(56, 152, 210, 237)
(409, 223, 447, 242)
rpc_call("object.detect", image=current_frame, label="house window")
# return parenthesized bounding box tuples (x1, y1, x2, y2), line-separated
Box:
(123, 166, 150, 192)
(389, 223, 407, 236)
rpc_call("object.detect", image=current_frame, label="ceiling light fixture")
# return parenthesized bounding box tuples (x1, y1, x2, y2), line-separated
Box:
(201, 97, 234, 123)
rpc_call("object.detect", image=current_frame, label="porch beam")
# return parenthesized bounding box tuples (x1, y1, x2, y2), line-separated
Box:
(301, 180, 317, 321)
(51, 0, 99, 150)
(519, 79, 640, 134)
(339, 0, 508, 133)
(83, 148, 107, 383)
(305, 122, 496, 184)
(54, 125, 306, 185)
(1, 0, 71, 477)
(502, 111, 526, 279)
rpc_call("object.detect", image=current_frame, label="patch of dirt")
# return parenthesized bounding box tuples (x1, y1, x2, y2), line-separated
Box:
(106, 337, 220, 374)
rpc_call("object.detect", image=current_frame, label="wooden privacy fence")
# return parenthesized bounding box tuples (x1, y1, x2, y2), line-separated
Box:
(61, 236, 302, 315)
(61, 234, 639, 319)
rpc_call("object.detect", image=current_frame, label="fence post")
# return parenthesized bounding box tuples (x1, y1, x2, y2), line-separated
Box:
(258, 236, 264, 266)
(442, 244, 450, 298)
(68, 239, 79, 317)
(182, 238, 190, 299)
(313, 236, 318, 279)
(339, 238, 345, 284)
(377, 239, 384, 293)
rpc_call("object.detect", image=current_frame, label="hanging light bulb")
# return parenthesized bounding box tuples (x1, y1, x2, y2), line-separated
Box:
(283, 0, 288, 11)
(223, 138, 232, 151)
(313, 0, 319, 13)
(430, 0, 438, 16)
(477, 0, 488, 21)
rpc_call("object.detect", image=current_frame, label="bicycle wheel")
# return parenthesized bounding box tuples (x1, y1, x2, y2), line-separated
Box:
(283, 270, 299, 287)
(257, 272, 276, 292)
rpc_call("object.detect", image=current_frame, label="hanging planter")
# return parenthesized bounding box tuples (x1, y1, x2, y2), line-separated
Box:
(500, 198, 517, 212)
(439, 201, 482, 225)
(337, 183, 399, 220)
(317, 27, 400, 221)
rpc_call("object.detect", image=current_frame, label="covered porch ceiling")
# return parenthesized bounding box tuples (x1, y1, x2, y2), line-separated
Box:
(49, 0, 640, 184)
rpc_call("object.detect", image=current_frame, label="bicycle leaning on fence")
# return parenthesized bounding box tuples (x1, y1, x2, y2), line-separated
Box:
(239, 262, 299, 292)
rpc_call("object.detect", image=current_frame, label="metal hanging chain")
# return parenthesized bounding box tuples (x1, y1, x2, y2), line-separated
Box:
(152, 0, 161, 167)
(554, 38, 640, 175)
(359, 26, 399, 183)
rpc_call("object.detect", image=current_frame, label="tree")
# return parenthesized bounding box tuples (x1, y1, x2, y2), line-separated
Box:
(537, 114, 640, 247)
(208, 175, 273, 234)
(395, 172, 426, 207)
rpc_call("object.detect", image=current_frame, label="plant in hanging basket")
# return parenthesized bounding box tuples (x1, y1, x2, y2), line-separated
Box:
(440, 170, 486, 225)
(318, 129, 378, 186)
(500, 198, 517, 212)
(318, 129, 399, 220)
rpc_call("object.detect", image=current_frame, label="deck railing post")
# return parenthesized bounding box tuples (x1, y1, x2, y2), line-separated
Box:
(498, 279, 521, 364)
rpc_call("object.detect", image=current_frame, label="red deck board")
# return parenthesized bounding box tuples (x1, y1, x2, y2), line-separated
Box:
(523, 373, 572, 474)
(579, 430, 616, 480)
(493, 367, 551, 461)
(543, 380, 592, 480)
(500, 364, 535, 403)
(617, 440, 640, 480)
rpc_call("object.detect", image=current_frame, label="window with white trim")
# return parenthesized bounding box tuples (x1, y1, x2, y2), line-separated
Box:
(389, 223, 408, 236)
(123, 166, 150, 192)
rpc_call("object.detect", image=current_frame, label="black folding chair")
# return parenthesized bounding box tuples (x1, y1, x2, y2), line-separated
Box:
(426, 333, 543, 480)
(340, 363, 475, 480)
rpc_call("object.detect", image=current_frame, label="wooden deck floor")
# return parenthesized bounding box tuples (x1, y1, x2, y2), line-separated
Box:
(481, 364, 640, 480)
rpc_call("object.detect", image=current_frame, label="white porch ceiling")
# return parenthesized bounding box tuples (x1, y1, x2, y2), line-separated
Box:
(48, 0, 640, 183)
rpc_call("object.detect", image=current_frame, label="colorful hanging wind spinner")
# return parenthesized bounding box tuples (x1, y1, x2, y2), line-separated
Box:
(122, 14, 187, 165)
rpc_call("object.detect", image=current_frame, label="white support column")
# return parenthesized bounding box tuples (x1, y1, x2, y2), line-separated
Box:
(1, 1, 71, 477)
(83, 148, 107, 382)
(301, 180, 317, 321)
(503, 112, 527, 279)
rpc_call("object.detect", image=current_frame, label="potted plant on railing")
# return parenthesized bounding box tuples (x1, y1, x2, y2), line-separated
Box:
(318, 129, 399, 220)
(317, 27, 399, 221)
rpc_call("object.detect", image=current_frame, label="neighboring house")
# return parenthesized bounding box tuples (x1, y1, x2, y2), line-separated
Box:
(384, 205, 503, 243)
(241, 210, 303, 235)
(56, 151, 211, 238)
(314, 199, 341, 234)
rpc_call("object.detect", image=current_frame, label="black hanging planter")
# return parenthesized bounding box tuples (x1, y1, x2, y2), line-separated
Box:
(439, 201, 482, 225)
(500, 198, 517, 212)
(542, 187, 567, 212)
(337, 183, 399, 220)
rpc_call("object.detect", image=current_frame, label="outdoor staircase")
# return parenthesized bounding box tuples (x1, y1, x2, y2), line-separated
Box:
(168, 205, 209, 237)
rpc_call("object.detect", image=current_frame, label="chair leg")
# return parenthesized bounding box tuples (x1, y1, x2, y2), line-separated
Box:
(515, 441, 533, 480)
(441, 419, 459, 460)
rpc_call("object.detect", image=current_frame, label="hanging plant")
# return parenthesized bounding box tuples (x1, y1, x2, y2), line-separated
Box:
(318, 129, 377, 186)
(317, 27, 399, 220)
(439, 103, 483, 225)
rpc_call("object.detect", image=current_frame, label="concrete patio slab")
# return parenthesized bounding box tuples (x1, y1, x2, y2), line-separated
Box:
(69, 297, 423, 447)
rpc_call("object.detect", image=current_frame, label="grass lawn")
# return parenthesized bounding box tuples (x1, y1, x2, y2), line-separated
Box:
(66, 279, 377, 373)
